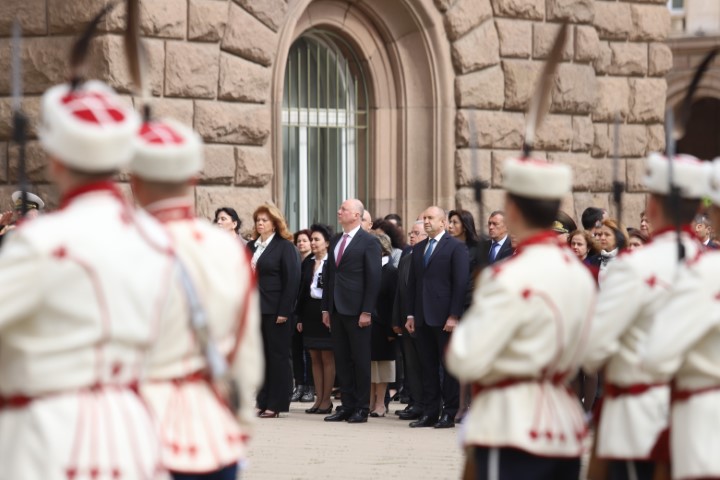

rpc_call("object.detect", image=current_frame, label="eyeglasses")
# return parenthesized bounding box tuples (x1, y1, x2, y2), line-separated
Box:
(408, 231, 427, 237)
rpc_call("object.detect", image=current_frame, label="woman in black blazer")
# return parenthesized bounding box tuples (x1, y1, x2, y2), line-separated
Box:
(248, 204, 301, 418)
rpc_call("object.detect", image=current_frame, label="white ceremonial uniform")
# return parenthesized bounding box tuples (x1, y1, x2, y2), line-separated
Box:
(582, 227, 701, 461)
(139, 198, 263, 474)
(642, 249, 720, 479)
(447, 232, 596, 457)
(0, 184, 174, 480)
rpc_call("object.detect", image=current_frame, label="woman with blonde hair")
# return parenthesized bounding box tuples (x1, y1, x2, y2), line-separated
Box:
(248, 204, 301, 418)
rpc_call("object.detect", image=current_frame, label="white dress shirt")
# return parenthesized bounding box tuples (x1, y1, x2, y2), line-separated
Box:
(334, 224, 362, 261)
(251, 232, 275, 270)
(310, 254, 327, 300)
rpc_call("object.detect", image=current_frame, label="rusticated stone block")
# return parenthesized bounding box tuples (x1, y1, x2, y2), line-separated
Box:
(546, 0, 594, 23)
(165, 42, 219, 99)
(189, 0, 229, 42)
(492, 150, 547, 187)
(219, 53, 271, 104)
(222, 2, 277, 67)
(649, 43, 673, 76)
(534, 115, 573, 151)
(631, 4, 670, 42)
(454, 149, 492, 187)
(0, 96, 42, 140)
(199, 144, 235, 185)
(626, 157, 647, 192)
(451, 21, 500, 74)
(647, 124, 665, 152)
(549, 152, 619, 190)
(9, 140, 47, 183)
(572, 116, 593, 152)
(194, 101, 270, 145)
(533, 23, 574, 60)
(47, 0, 114, 34)
(575, 25, 600, 63)
(572, 192, 610, 222)
(495, 19, 531, 58)
(456, 110, 524, 149)
(629, 78, 666, 123)
(607, 42, 648, 76)
(195, 184, 272, 233)
(0, 0, 47, 35)
(139, 0, 186, 38)
(455, 66, 504, 109)
(502, 59, 541, 110)
(592, 123, 610, 158)
(593, 2, 633, 40)
(551, 63, 597, 115)
(91, 36, 164, 96)
(455, 187, 505, 225)
(491, 0, 544, 20)
(622, 193, 647, 228)
(234, 0, 288, 32)
(235, 146, 273, 186)
(444, 0, 493, 41)
(147, 98, 194, 127)
(0, 37, 74, 95)
(618, 124, 647, 157)
(593, 77, 630, 122)
(593, 41, 612, 74)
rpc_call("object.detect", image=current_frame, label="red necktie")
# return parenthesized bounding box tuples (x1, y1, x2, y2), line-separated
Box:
(336, 234, 349, 264)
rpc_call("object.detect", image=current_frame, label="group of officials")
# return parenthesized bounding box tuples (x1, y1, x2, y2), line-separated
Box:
(0, 20, 261, 480)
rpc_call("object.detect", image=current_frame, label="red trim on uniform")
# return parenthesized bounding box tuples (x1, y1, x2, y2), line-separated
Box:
(672, 384, 720, 402)
(150, 205, 195, 224)
(604, 382, 666, 398)
(650, 224, 695, 240)
(59, 181, 124, 210)
(0, 382, 140, 409)
(471, 372, 570, 397)
(514, 231, 564, 253)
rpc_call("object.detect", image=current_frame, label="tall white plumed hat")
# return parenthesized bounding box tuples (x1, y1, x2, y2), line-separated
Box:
(38, 5, 139, 172)
(130, 119, 204, 182)
(502, 157, 572, 200)
(643, 153, 708, 199)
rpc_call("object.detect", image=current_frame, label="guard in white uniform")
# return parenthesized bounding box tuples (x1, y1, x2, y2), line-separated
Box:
(129, 117, 263, 479)
(640, 157, 720, 480)
(447, 157, 596, 479)
(0, 81, 174, 478)
(582, 154, 707, 480)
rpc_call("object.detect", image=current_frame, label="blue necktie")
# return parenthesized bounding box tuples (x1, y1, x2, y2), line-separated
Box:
(423, 239, 436, 266)
(489, 241, 499, 262)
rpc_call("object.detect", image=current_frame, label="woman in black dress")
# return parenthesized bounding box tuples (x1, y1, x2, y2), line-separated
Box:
(296, 224, 335, 414)
(248, 204, 301, 418)
(369, 232, 398, 417)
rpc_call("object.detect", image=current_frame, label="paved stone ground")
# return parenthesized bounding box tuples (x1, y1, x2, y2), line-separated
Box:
(244, 401, 464, 480)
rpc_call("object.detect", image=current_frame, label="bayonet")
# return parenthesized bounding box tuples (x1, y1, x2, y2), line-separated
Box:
(11, 20, 28, 219)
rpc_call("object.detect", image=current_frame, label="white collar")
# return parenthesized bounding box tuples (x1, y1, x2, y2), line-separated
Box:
(492, 235, 508, 247)
(342, 224, 362, 239)
(429, 230, 444, 243)
(382, 256, 390, 266)
(258, 232, 275, 248)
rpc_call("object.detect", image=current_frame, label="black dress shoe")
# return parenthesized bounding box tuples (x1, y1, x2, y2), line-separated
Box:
(409, 415, 436, 428)
(315, 404, 333, 415)
(347, 410, 369, 423)
(324, 409, 352, 422)
(398, 409, 422, 421)
(434, 413, 455, 429)
(305, 406, 319, 414)
(290, 385, 304, 402)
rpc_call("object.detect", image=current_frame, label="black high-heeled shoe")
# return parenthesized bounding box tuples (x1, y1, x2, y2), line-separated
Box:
(305, 405, 319, 414)
(315, 403, 333, 415)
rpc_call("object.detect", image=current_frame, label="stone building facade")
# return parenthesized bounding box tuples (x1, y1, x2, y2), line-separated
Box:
(0, 0, 672, 232)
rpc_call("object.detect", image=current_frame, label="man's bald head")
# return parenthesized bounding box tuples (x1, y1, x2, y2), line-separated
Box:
(338, 198, 364, 232)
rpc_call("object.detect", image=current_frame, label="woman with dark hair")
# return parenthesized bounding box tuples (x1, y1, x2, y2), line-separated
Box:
(447, 209, 481, 422)
(627, 227, 650, 250)
(248, 204, 301, 418)
(290, 229, 314, 403)
(214, 206, 245, 244)
(371, 219, 406, 267)
(296, 224, 335, 415)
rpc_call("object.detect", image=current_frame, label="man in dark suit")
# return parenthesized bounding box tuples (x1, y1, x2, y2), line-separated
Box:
(392, 220, 426, 420)
(322, 199, 382, 423)
(483, 210, 513, 264)
(405, 206, 469, 429)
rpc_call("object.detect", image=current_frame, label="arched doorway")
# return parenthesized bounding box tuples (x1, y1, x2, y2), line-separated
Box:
(282, 32, 370, 231)
(676, 97, 720, 160)
(271, 0, 455, 227)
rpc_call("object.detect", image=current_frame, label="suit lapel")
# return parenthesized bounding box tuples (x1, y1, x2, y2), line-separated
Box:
(257, 235, 280, 264)
(425, 234, 449, 267)
(336, 229, 363, 267)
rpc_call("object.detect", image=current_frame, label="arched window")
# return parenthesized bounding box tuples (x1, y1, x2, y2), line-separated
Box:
(282, 31, 369, 231)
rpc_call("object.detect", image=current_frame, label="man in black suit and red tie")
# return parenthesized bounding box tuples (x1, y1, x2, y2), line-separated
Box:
(322, 199, 382, 424)
(405, 206, 469, 429)
(484, 210, 514, 264)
